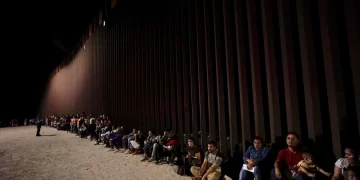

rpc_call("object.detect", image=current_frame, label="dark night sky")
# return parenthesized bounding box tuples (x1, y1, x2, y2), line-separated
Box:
(2, 0, 104, 120)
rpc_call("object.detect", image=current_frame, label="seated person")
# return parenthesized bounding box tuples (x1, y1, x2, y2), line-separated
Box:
(110, 126, 125, 150)
(271, 132, 306, 180)
(94, 120, 106, 145)
(97, 125, 114, 146)
(75, 117, 80, 135)
(147, 134, 162, 162)
(153, 129, 180, 164)
(127, 130, 146, 154)
(239, 136, 270, 180)
(78, 124, 87, 138)
(88, 115, 97, 140)
(294, 152, 331, 178)
(332, 147, 360, 180)
(121, 129, 137, 152)
(190, 140, 223, 180)
(105, 126, 120, 148)
(185, 137, 202, 176)
(78, 117, 85, 135)
(141, 130, 157, 161)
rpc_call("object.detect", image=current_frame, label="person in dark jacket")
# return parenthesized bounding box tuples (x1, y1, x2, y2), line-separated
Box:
(36, 119, 42, 136)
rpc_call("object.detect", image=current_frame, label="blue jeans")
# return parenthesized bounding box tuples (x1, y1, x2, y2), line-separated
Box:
(270, 168, 309, 180)
(239, 165, 261, 180)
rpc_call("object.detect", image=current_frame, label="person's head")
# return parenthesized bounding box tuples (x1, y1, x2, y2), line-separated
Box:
(137, 130, 142, 136)
(302, 152, 314, 165)
(253, 136, 264, 150)
(286, 132, 300, 148)
(132, 129, 136, 133)
(347, 166, 359, 180)
(148, 130, 155, 136)
(188, 137, 196, 147)
(344, 147, 359, 163)
(164, 129, 171, 137)
(207, 140, 217, 153)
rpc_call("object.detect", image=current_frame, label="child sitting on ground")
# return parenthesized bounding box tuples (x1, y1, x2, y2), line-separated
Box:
(294, 152, 332, 178)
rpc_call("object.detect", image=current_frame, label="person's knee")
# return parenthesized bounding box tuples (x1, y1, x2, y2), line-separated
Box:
(239, 168, 247, 180)
(295, 174, 307, 180)
(270, 168, 276, 175)
(253, 166, 261, 176)
(207, 172, 221, 180)
(190, 166, 199, 175)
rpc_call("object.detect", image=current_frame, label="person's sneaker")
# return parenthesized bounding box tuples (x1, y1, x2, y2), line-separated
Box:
(126, 150, 133, 154)
(132, 150, 141, 155)
(119, 149, 127, 153)
(148, 158, 155, 162)
(140, 157, 148, 161)
(191, 177, 201, 180)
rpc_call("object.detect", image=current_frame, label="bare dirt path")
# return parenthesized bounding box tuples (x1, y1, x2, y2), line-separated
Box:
(0, 126, 190, 180)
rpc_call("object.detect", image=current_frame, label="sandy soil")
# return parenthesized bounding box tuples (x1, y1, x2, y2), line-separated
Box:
(0, 126, 191, 180)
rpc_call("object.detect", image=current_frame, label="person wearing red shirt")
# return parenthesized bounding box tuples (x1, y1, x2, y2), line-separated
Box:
(271, 132, 309, 180)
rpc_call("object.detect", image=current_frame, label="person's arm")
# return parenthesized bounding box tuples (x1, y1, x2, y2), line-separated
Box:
(199, 159, 208, 175)
(274, 150, 284, 170)
(298, 166, 315, 177)
(193, 152, 201, 160)
(331, 159, 343, 180)
(243, 147, 252, 163)
(203, 155, 223, 177)
(190, 147, 201, 160)
(316, 166, 331, 176)
(256, 147, 270, 163)
(135, 135, 139, 142)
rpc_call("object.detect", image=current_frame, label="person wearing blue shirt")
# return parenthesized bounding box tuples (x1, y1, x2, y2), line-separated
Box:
(239, 136, 270, 180)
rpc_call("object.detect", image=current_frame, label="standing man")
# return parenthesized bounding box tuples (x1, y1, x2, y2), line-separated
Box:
(36, 118, 42, 136)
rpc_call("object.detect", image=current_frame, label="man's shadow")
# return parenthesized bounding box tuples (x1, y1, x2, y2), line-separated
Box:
(39, 134, 57, 136)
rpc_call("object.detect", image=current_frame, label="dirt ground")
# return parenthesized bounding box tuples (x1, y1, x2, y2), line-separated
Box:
(0, 126, 191, 180)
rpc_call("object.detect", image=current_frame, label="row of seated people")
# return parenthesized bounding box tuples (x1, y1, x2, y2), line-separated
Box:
(77, 120, 226, 180)
(183, 132, 359, 180)
(52, 114, 359, 180)
(81, 122, 360, 180)
(228, 133, 360, 180)
(97, 125, 182, 165)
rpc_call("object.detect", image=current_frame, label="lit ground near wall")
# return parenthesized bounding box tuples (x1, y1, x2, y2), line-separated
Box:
(0, 126, 190, 180)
